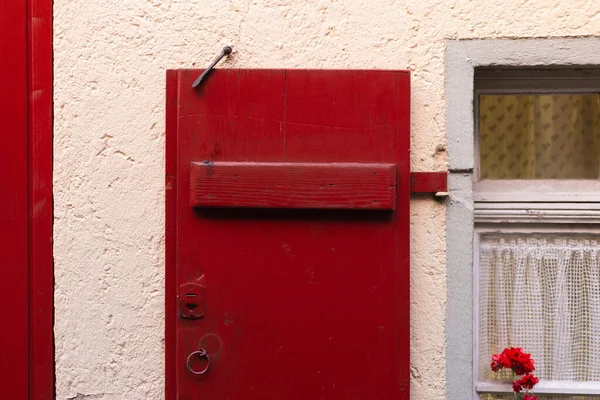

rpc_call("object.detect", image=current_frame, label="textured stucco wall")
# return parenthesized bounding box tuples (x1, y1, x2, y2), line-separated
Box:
(54, 1, 600, 399)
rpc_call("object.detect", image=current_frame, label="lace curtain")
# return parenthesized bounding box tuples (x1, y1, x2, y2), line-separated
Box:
(479, 235, 600, 382)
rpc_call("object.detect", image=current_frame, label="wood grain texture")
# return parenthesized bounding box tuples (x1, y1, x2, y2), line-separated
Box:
(190, 162, 396, 210)
(164, 70, 178, 400)
(2, 1, 54, 398)
(410, 172, 447, 193)
(28, 0, 55, 398)
(0, 1, 29, 398)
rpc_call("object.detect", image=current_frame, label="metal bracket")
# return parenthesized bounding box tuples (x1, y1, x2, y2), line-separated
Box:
(409, 172, 447, 194)
(192, 46, 233, 88)
(178, 283, 204, 319)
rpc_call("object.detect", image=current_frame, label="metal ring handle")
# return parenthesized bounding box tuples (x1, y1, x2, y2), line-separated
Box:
(186, 349, 211, 376)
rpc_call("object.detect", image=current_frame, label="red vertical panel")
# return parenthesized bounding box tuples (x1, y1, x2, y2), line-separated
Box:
(165, 70, 179, 400)
(0, 0, 30, 399)
(167, 69, 410, 399)
(1, 0, 54, 397)
(28, 0, 54, 398)
(283, 69, 411, 395)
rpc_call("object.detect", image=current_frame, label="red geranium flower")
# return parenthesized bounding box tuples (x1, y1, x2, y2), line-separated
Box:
(514, 352, 535, 375)
(512, 380, 522, 392)
(518, 373, 539, 390)
(495, 347, 535, 375)
(516, 360, 534, 375)
(491, 352, 511, 372)
(491, 347, 539, 399)
(504, 347, 523, 360)
(522, 394, 538, 400)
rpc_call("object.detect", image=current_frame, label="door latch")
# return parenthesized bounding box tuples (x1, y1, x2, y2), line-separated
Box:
(178, 283, 204, 319)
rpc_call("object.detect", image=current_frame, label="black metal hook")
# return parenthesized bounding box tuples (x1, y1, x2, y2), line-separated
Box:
(192, 46, 233, 88)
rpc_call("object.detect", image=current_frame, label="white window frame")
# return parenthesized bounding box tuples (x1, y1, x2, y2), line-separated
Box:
(444, 38, 600, 400)
(474, 68, 600, 398)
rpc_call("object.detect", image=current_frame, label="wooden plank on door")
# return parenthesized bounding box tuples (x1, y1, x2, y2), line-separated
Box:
(190, 162, 397, 209)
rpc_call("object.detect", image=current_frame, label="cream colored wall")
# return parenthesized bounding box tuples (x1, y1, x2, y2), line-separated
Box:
(53, 1, 600, 399)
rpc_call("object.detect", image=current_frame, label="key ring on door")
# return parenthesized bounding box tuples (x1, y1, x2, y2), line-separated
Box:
(186, 348, 211, 376)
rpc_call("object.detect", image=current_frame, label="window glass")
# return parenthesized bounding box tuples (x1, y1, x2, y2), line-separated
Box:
(479, 94, 600, 179)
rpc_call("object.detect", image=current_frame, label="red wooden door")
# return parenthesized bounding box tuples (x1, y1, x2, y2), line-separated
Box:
(0, 0, 53, 398)
(166, 69, 410, 399)
(1, 1, 29, 397)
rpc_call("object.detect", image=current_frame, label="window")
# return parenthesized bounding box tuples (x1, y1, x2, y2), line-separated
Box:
(474, 69, 600, 399)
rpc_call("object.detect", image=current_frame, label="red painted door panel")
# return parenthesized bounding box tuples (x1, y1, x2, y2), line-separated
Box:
(1, 1, 29, 398)
(166, 69, 410, 399)
(1, 1, 53, 398)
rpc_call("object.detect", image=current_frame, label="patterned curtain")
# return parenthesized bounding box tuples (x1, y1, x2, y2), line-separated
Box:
(479, 94, 600, 179)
